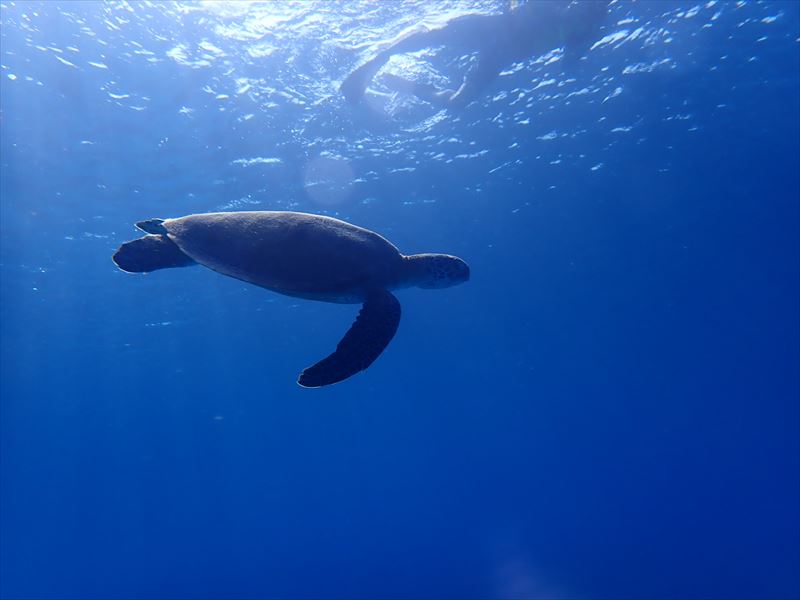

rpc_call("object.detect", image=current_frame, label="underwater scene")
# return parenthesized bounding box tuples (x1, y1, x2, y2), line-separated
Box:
(1, 1, 798, 598)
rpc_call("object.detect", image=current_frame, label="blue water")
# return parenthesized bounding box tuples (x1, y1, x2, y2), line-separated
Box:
(1, 1, 798, 598)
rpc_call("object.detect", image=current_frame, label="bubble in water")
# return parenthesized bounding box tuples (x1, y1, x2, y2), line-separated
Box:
(303, 156, 354, 207)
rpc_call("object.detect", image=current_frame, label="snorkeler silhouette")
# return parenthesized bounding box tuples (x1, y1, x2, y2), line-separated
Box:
(341, 0, 608, 110)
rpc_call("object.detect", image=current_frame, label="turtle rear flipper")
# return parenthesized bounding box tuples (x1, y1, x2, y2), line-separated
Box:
(136, 218, 168, 234)
(113, 234, 196, 273)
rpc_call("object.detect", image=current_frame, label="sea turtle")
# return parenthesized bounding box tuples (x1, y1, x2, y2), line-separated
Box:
(112, 211, 470, 387)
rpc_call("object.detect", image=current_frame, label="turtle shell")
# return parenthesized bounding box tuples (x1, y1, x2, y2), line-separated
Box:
(163, 211, 404, 302)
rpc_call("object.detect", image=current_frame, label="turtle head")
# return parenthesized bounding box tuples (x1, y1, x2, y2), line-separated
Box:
(403, 253, 470, 289)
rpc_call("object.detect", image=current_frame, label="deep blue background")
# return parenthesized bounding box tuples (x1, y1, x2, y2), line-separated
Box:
(1, 1, 798, 599)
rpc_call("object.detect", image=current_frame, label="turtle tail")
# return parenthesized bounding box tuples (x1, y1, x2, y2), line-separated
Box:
(113, 234, 196, 273)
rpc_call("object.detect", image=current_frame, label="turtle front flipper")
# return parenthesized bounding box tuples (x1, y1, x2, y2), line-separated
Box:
(113, 234, 196, 273)
(298, 288, 401, 388)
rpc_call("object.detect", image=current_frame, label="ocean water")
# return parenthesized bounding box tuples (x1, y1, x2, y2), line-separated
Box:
(1, 1, 798, 599)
